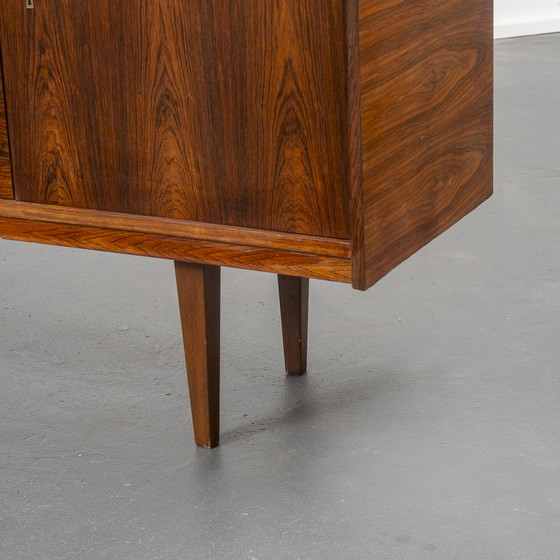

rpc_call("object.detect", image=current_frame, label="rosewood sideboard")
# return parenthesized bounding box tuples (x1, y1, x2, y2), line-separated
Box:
(0, 0, 492, 447)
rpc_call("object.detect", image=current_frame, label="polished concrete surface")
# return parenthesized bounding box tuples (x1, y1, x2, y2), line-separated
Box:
(1, 34, 560, 559)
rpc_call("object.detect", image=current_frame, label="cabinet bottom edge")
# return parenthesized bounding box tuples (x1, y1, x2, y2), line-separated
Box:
(0, 215, 352, 284)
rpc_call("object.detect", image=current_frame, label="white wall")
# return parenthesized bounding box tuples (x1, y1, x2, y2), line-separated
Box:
(495, 0, 560, 38)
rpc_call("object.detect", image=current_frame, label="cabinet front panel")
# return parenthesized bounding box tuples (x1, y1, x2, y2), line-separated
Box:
(0, 0, 350, 238)
(0, 61, 13, 199)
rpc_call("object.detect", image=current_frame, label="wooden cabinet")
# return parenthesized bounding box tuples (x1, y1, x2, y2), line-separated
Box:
(0, 0, 492, 447)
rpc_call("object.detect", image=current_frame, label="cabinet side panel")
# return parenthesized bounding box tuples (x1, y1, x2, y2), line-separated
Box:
(0, 59, 13, 199)
(0, 0, 349, 238)
(359, 0, 493, 288)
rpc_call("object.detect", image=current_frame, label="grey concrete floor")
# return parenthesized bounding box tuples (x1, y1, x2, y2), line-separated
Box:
(1, 34, 559, 559)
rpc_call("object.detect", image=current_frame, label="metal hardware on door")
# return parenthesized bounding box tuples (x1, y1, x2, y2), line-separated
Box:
(26, 0, 34, 8)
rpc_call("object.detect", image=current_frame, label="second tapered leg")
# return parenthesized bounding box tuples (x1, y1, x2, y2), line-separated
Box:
(175, 261, 221, 448)
(278, 275, 309, 376)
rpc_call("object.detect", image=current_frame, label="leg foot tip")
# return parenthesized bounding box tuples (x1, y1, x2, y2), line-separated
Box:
(195, 440, 220, 449)
(286, 368, 307, 377)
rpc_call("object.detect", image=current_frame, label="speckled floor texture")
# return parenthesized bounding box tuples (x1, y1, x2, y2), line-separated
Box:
(1, 34, 560, 560)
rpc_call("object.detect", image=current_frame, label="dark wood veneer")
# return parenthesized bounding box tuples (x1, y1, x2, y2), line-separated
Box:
(353, 0, 493, 289)
(0, 0, 349, 238)
(0, 216, 352, 283)
(0, 64, 12, 199)
(0, 200, 351, 258)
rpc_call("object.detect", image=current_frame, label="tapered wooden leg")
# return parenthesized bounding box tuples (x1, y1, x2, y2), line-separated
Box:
(278, 275, 309, 376)
(174, 261, 221, 448)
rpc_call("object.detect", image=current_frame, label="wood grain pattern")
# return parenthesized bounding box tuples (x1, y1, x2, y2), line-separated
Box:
(278, 275, 309, 376)
(0, 216, 352, 283)
(0, 0, 350, 238)
(175, 262, 221, 448)
(0, 199, 351, 258)
(0, 60, 12, 199)
(354, 0, 493, 289)
(0, 0, 492, 292)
